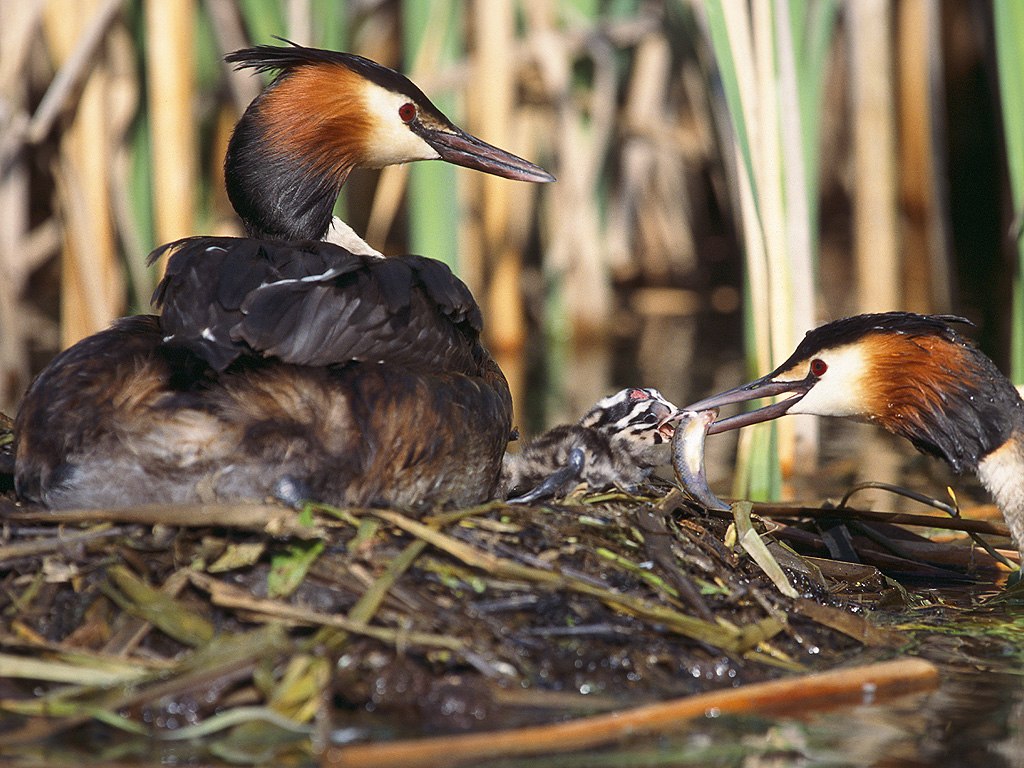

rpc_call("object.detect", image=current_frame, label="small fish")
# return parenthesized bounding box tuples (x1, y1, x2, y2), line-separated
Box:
(672, 408, 730, 511)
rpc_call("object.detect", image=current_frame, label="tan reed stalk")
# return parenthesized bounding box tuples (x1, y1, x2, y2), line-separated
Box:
(474, 0, 527, 417)
(43, 0, 124, 349)
(144, 0, 196, 272)
(0, 2, 44, 410)
(847, 0, 900, 312)
(897, 0, 951, 313)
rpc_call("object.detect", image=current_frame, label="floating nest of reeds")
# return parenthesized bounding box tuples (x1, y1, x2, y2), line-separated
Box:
(0, 442, 1012, 766)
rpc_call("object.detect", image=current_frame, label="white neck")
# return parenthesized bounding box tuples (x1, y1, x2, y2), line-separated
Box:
(323, 217, 384, 259)
(977, 433, 1024, 559)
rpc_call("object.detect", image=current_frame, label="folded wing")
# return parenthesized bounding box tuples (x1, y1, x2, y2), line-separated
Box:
(151, 237, 484, 372)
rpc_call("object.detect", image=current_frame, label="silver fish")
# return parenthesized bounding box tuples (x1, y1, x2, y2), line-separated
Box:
(671, 408, 730, 511)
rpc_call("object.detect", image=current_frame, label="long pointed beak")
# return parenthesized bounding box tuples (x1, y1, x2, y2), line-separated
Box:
(683, 375, 814, 435)
(416, 124, 555, 183)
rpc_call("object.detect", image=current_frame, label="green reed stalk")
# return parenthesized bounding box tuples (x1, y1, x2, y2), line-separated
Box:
(995, 0, 1024, 384)
(704, 0, 838, 500)
(402, 0, 460, 267)
(237, 0, 286, 45)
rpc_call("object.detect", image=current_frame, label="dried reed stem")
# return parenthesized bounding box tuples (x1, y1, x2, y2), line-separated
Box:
(44, 0, 124, 348)
(848, 0, 900, 312)
(897, 0, 950, 312)
(324, 658, 939, 768)
(144, 0, 196, 267)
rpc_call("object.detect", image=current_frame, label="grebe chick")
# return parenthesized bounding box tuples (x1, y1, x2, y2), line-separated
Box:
(502, 388, 679, 503)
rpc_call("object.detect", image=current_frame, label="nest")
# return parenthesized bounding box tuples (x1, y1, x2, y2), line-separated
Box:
(3, 466, 983, 766)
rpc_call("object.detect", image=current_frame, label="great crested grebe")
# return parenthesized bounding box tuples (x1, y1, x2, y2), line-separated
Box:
(14, 43, 553, 510)
(501, 388, 679, 503)
(684, 312, 1024, 558)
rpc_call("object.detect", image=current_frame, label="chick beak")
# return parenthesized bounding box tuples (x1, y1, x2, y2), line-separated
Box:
(413, 122, 555, 183)
(655, 404, 680, 440)
(684, 375, 814, 435)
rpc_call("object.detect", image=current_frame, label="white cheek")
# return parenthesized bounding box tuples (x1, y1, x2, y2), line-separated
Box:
(790, 384, 867, 418)
(785, 345, 871, 418)
(362, 86, 439, 166)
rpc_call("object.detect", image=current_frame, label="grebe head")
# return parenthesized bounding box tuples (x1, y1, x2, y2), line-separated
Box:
(581, 387, 679, 464)
(685, 312, 1024, 474)
(224, 41, 553, 240)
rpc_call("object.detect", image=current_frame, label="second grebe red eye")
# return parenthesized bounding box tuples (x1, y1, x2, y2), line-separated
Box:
(810, 358, 828, 377)
(399, 103, 417, 123)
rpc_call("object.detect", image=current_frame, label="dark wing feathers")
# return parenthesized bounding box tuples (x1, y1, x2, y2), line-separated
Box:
(151, 236, 482, 372)
(369, 258, 415, 313)
(411, 256, 483, 328)
(217, 243, 272, 307)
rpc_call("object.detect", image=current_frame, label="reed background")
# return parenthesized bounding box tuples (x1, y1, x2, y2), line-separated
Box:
(0, 0, 1020, 498)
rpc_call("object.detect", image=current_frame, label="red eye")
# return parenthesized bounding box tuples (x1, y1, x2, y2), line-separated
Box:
(810, 358, 828, 377)
(399, 103, 416, 123)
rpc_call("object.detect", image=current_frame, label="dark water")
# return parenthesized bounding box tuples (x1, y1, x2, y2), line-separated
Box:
(481, 587, 1024, 768)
